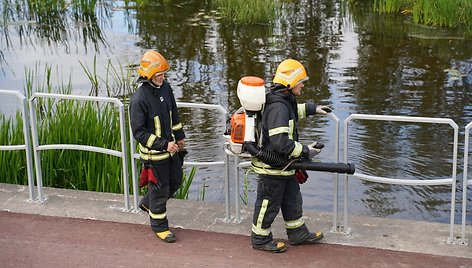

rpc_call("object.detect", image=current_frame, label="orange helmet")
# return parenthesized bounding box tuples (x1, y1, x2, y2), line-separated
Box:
(272, 59, 308, 88)
(137, 50, 170, 79)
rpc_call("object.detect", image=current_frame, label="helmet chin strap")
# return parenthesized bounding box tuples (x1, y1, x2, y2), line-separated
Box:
(148, 79, 161, 89)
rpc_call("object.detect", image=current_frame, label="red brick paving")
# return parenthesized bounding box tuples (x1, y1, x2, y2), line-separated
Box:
(1, 211, 470, 268)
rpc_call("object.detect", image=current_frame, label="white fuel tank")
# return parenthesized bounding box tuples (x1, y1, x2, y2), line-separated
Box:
(237, 76, 266, 112)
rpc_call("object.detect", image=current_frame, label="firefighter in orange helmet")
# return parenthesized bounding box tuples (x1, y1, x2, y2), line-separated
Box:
(251, 59, 332, 252)
(130, 50, 186, 243)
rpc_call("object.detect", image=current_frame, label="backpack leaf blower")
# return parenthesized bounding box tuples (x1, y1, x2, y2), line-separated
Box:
(225, 76, 355, 175)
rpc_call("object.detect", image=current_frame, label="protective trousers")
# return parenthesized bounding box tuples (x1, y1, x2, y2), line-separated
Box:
(251, 174, 310, 246)
(140, 156, 182, 232)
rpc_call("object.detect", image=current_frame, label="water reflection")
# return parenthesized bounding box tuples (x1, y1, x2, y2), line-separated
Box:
(1, 0, 109, 53)
(1, 0, 471, 223)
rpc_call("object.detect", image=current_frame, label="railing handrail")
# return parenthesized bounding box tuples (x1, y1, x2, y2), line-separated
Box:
(28, 93, 130, 210)
(343, 114, 459, 243)
(0, 89, 35, 201)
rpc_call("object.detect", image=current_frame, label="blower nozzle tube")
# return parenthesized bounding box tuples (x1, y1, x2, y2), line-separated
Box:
(244, 142, 355, 175)
(290, 161, 355, 175)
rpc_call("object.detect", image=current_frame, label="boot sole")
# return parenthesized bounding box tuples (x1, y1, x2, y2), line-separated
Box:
(290, 233, 324, 245)
(252, 245, 286, 253)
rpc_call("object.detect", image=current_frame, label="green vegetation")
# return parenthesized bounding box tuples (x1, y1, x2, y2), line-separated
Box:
(174, 167, 197, 199)
(356, 0, 472, 31)
(0, 62, 198, 200)
(213, 0, 280, 24)
(0, 112, 28, 185)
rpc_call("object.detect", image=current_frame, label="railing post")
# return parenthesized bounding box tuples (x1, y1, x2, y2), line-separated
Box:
(0, 90, 36, 202)
(461, 122, 471, 245)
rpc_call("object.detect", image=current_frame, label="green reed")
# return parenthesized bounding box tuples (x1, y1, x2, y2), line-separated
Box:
(79, 55, 136, 98)
(370, 0, 472, 30)
(214, 0, 280, 24)
(239, 170, 250, 205)
(174, 166, 197, 199)
(0, 63, 123, 194)
(36, 100, 123, 192)
(1, 60, 201, 199)
(0, 113, 28, 185)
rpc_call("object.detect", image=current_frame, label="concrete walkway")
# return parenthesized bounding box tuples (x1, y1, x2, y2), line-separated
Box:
(1, 183, 471, 267)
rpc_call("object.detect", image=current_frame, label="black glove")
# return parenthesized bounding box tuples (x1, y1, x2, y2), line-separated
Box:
(307, 142, 324, 159)
(178, 149, 188, 166)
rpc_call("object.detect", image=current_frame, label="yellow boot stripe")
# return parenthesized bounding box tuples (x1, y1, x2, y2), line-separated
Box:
(156, 230, 172, 240)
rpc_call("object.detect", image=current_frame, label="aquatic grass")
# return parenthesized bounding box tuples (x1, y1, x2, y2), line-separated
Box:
(174, 166, 197, 199)
(0, 63, 126, 194)
(0, 112, 28, 185)
(80, 56, 136, 98)
(214, 0, 280, 25)
(239, 171, 250, 205)
(198, 181, 207, 201)
(35, 99, 123, 192)
(369, 0, 472, 31)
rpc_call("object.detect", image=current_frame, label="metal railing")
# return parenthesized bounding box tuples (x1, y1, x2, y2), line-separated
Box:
(28, 93, 131, 210)
(461, 121, 472, 245)
(3, 91, 472, 245)
(0, 90, 35, 201)
(128, 102, 230, 220)
(343, 114, 459, 243)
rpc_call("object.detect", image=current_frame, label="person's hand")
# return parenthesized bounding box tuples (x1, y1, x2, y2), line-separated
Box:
(177, 139, 186, 151)
(307, 141, 324, 159)
(316, 105, 332, 114)
(167, 142, 179, 154)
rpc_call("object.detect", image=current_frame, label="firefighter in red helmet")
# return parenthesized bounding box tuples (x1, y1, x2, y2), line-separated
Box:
(251, 59, 332, 252)
(130, 50, 186, 243)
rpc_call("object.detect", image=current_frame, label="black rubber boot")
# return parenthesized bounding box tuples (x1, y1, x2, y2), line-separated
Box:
(290, 231, 324, 245)
(252, 240, 286, 253)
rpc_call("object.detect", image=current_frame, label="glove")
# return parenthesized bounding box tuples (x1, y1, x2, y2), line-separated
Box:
(295, 170, 309, 184)
(139, 162, 150, 188)
(177, 149, 188, 167)
(315, 105, 332, 114)
(307, 141, 324, 159)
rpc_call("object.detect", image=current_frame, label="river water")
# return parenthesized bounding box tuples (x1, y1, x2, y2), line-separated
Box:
(1, 0, 471, 224)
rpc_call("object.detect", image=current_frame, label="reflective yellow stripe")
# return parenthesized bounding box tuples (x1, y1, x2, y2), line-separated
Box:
(149, 211, 166, 220)
(252, 199, 271, 236)
(288, 120, 294, 140)
(172, 122, 182, 131)
(298, 104, 307, 119)
(289, 142, 303, 158)
(146, 134, 157, 148)
(257, 199, 268, 226)
(140, 152, 170, 161)
(139, 144, 167, 154)
(252, 224, 271, 236)
(154, 116, 161, 137)
(251, 160, 295, 176)
(268, 126, 289, 137)
(285, 217, 305, 229)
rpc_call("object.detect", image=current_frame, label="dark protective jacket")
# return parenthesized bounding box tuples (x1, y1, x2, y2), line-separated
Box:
(251, 87, 317, 176)
(130, 79, 185, 161)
